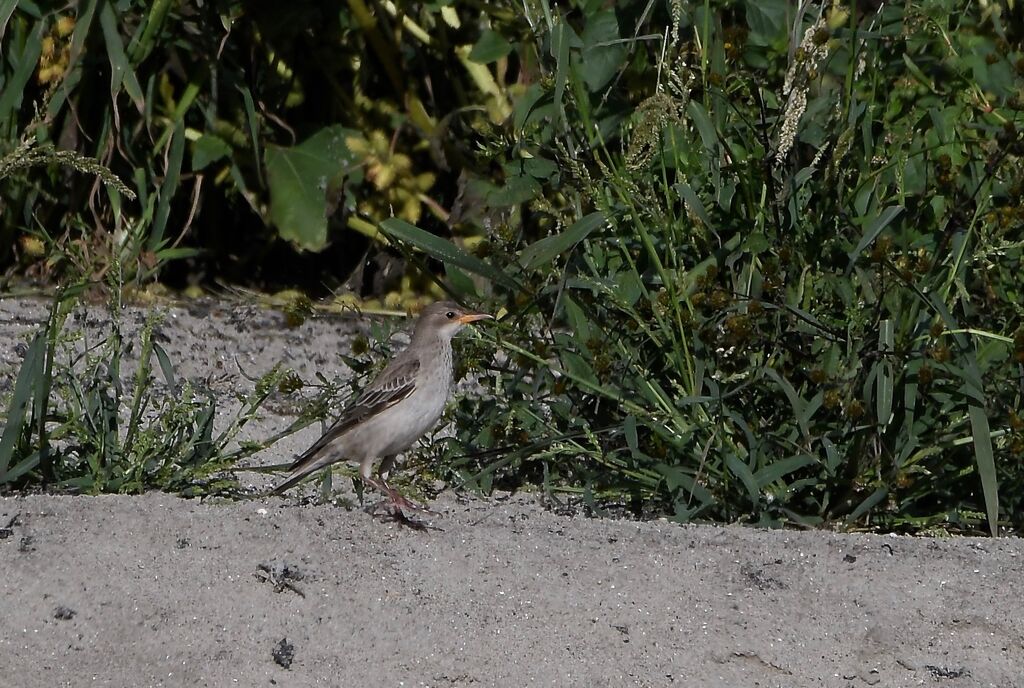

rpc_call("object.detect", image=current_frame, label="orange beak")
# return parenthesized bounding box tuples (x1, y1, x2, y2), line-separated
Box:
(457, 312, 493, 324)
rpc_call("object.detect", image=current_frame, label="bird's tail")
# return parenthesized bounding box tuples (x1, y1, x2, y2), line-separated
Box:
(268, 470, 310, 496)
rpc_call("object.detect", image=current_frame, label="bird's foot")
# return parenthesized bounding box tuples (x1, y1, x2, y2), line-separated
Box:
(365, 479, 441, 527)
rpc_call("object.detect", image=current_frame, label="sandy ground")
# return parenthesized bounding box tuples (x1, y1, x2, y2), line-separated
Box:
(1, 296, 1023, 688)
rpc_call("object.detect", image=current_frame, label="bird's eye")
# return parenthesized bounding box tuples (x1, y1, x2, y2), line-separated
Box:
(445, 311, 456, 319)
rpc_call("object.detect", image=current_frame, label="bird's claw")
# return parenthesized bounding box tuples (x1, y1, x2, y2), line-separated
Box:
(365, 478, 440, 524)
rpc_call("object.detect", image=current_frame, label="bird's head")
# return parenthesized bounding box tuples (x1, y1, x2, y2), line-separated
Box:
(413, 300, 492, 341)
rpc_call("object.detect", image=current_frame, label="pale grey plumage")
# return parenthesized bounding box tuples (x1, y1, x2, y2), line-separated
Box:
(272, 301, 489, 504)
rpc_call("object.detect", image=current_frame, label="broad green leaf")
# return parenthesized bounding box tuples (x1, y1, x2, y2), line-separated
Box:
(0, 0, 16, 43)
(687, 101, 718, 152)
(519, 212, 605, 269)
(468, 29, 512, 63)
(379, 218, 520, 291)
(754, 454, 817, 489)
(675, 182, 713, 228)
(265, 125, 358, 252)
(561, 351, 598, 385)
(661, 465, 714, 505)
(523, 155, 558, 180)
(745, 0, 788, 44)
(725, 453, 760, 505)
(512, 84, 548, 131)
(153, 342, 177, 390)
(489, 174, 541, 207)
(743, 232, 771, 255)
(191, 134, 231, 171)
(561, 293, 594, 346)
(579, 10, 625, 92)
(0, 20, 42, 125)
(444, 263, 479, 299)
(764, 368, 810, 441)
(848, 486, 889, 522)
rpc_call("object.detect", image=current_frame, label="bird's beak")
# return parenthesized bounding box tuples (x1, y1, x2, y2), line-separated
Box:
(457, 312, 493, 324)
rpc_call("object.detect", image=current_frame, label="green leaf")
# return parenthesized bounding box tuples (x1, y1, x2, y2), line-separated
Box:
(153, 342, 177, 390)
(191, 134, 231, 171)
(876, 319, 894, 428)
(379, 219, 520, 291)
(561, 293, 594, 346)
(0, 333, 45, 481)
(623, 415, 640, 458)
(847, 486, 888, 522)
(523, 155, 558, 180)
(725, 453, 760, 505)
(512, 84, 549, 131)
(743, 232, 771, 255)
(551, 20, 573, 127)
(754, 453, 817, 488)
(265, 125, 358, 252)
(99, 2, 144, 111)
(846, 205, 904, 273)
(561, 351, 598, 385)
(968, 405, 999, 537)
(519, 212, 605, 269)
(488, 174, 541, 207)
(0, 0, 17, 44)
(444, 263, 479, 299)
(744, 0, 788, 45)
(151, 118, 184, 249)
(579, 10, 625, 92)
(468, 29, 512, 63)
(764, 368, 810, 442)
(0, 20, 42, 126)
(675, 182, 713, 228)
(687, 101, 718, 152)
(238, 85, 263, 184)
(154, 247, 201, 262)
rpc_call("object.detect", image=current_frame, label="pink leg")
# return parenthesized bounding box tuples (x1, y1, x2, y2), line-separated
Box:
(364, 476, 438, 517)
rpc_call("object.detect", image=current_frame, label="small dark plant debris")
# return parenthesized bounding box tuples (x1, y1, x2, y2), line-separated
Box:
(53, 606, 76, 620)
(272, 637, 295, 669)
(0, 513, 20, 539)
(255, 560, 306, 597)
(740, 561, 787, 591)
(926, 665, 968, 679)
(843, 554, 857, 563)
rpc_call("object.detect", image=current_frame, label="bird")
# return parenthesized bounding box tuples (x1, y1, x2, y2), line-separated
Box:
(272, 301, 492, 516)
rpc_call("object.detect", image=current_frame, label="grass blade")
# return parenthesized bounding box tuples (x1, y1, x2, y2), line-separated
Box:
(0, 334, 45, 481)
(380, 218, 520, 291)
(725, 453, 759, 506)
(0, 0, 17, 44)
(845, 205, 903, 274)
(876, 319, 894, 428)
(519, 212, 605, 269)
(968, 405, 999, 536)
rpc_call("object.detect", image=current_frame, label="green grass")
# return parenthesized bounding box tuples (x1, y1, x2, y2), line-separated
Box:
(1, 0, 1022, 534)
(0, 286, 305, 495)
(391, 1, 1024, 535)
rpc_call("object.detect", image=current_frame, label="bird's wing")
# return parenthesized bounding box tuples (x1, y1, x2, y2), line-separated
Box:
(285, 357, 420, 471)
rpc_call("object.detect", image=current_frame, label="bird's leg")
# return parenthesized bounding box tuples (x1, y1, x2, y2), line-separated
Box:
(364, 455, 437, 517)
